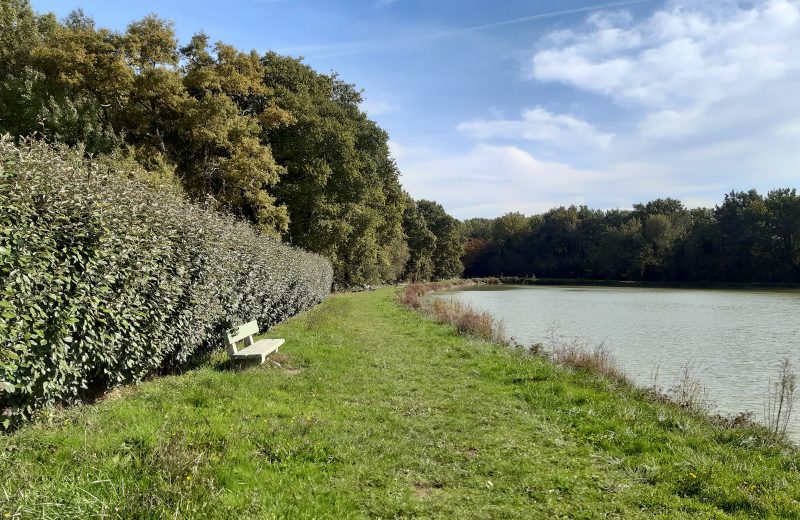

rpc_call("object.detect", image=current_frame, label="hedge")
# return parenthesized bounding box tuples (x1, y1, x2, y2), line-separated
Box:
(0, 138, 333, 428)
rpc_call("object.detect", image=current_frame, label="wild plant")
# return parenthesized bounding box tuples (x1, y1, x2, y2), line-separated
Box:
(764, 358, 797, 440)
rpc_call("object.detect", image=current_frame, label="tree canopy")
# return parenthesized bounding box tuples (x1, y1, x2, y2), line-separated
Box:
(0, 1, 464, 286)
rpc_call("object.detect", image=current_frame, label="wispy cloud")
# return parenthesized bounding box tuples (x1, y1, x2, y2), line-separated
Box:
(458, 107, 615, 150)
(361, 97, 399, 116)
(396, 143, 702, 218)
(531, 0, 800, 141)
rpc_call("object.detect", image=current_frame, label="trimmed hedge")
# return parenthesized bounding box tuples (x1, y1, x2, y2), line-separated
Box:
(0, 138, 333, 427)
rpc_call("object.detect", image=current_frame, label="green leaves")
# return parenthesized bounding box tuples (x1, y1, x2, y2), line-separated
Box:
(0, 139, 332, 428)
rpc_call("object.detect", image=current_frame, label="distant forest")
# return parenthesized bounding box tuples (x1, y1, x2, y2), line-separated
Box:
(0, 1, 463, 287)
(462, 191, 800, 283)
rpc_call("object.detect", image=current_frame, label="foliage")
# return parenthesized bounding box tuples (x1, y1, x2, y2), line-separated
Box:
(0, 139, 332, 427)
(463, 192, 800, 283)
(0, 1, 463, 285)
(416, 200, 464, 280)
(261, 53, 408, 286)
(400, 197, 437, 281)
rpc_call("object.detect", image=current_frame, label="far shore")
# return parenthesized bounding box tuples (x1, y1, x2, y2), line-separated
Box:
(488, 276, 800, 291)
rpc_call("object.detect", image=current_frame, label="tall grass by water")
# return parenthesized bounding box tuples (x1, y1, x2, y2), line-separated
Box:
(766, 358, 798, 440)
(399, 281, 506, 343)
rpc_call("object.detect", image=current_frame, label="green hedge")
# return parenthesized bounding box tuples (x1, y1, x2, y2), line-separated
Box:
(0, 138, 333, 427)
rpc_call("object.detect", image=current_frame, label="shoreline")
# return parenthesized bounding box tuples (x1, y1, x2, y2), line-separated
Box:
(493, 276, 800, 290)
(416, 279, 799, 445)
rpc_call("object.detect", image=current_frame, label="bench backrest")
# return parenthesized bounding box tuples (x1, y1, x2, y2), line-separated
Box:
(224, 320, 259, 355)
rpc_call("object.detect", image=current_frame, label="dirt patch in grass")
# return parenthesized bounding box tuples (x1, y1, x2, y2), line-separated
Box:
(269, 352, 291, 365)
(412, 484, 431, 498)
(267, 352, 304, 375)
(97, 384, 139, 403)
(412, 482, 442, 498)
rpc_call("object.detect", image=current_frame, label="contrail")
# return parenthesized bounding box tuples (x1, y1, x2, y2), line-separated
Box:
(280, 0, 652, 58)
(432, 0, 652, 38)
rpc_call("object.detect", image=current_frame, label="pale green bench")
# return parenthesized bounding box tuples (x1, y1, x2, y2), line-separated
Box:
(224, 320, 285, 364)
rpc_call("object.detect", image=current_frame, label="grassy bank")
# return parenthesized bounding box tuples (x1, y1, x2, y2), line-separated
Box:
(1, 288, 799, 518)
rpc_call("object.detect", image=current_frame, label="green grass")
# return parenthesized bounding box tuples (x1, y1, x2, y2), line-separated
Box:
(1, 288, 799, 519)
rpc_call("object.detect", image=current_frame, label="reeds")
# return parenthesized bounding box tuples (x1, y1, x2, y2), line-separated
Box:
(667, 360, 712, 413)
(428, 298, 507, 344)
(765, 358, 797, 440)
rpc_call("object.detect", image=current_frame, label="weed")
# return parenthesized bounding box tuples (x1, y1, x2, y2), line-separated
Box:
(550, 342, 630, 385)
(669, 360, 712, 413)
(765, 358, 797, 440)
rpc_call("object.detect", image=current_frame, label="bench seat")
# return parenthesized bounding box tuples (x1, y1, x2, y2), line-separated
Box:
(231, 338, 285, 363)
(225, 320, 285, 364)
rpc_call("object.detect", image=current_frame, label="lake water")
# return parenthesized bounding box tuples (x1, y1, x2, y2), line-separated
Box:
(431, 285, 800, 439)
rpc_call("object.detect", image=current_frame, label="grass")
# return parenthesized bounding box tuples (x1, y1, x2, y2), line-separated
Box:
(1, 287, 799, 518)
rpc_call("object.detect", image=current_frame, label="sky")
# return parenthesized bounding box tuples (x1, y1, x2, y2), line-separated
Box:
(30, 0, 800, 219)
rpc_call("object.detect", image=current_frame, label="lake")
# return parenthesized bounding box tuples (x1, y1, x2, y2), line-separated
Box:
(431, 284, 800, 439)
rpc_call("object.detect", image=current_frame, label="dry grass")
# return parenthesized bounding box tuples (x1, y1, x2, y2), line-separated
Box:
(428, 298, 507, 344)
(398, 280, 507, 343)
(550, 342, 630, 386)
(398, 279, 477, 309)
(667, 360, 712, 413)
(398, 283, 428, 309)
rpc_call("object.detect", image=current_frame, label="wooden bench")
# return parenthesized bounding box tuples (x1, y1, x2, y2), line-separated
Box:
(224, 320, 285, 364)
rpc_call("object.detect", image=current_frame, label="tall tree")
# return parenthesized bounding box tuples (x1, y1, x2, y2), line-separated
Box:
(416, 200, 463, 279)
(401, 196, 437, 281)
(261, 53, 406, 285)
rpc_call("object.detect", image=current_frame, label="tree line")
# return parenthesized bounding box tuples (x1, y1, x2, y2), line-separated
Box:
(0, 1, 464, 286)
(463, 190, 800, 284)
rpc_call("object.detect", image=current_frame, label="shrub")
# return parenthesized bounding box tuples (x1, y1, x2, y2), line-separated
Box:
(0, 138, 333, 427)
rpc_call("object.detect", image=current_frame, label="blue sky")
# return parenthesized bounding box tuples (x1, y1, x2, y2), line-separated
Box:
(31, 0, 800, 218)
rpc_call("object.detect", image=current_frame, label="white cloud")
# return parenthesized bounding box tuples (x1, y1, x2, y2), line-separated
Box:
(531, 0, 800, 140)
(360, 97, 398, 116)
(457, 107, 614, 149)
(397, 1, 800, 218)
(395, 144, 718, 218)
(388, 140, 430, 161)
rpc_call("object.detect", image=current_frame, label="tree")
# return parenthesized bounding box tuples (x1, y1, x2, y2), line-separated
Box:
(261, 53, 406, 285)
(0, 6, 424, 285)
(401, 196, 437, 281)
(416, 200, 463, 279)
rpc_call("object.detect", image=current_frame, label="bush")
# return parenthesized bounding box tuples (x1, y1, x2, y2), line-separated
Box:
(0, 138, 333, 427)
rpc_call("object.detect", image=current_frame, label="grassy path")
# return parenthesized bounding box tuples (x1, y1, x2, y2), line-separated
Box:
(1, 288, 799, 518)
